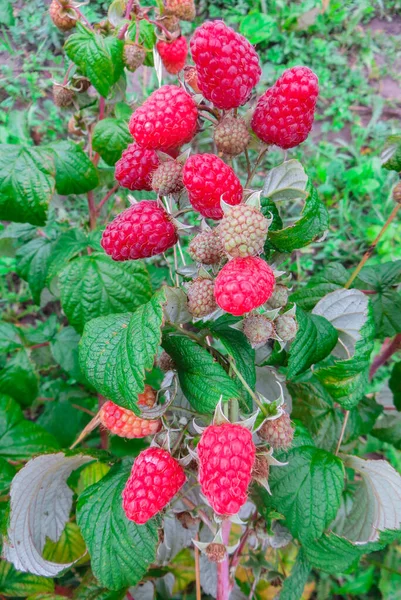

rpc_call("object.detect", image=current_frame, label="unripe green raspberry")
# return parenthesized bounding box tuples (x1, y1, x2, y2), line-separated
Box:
(214, 116, 250, 156)
(266, 284, 289, 309)
(205, 543, 226, 563)
(151, 160, 183, 195)
(123, 43, 146, 72)
(188, 230, 224, 265)
(275, 314, 298, 341)
(258, 413, 294, 449)
(243, 314, 274, 347)
(187, 277, 217, 317)
(218, 204, 269, 258)
(53, 83, 75, 107)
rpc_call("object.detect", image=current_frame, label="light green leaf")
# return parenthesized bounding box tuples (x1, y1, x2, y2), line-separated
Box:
(372, 412, 401, 449)
(263, 159, 308, 202)
(267, 185, 329, 252)
(77, 462, 158, 590)
(79, 290, 166, 411)
(0, 349, 39, 407)
(381, 135, 401, 172)
(60, 253, 151, 332)
(49, 141, 99, 195)
(65, 24, 124, 97)
(76, 461, 110, 495)
(267, 445, 344, 544)
(0, 562, 54, 597)
(0, 0, 15, 26)
(290, 263, 349, 310)
(287, 307, 338, 379)
(279, 549, 311, 600)
(43, 522, 87, 565)
(92, 118, 132, 166)
(0, 321, 23, 353)
(0, 145, 55, 226)
(0, 395, 59, 460)
(379, 546, 401, 600)
(46, 229, 88, 284)
(16, 237, 54, 304)
(204, 314, 255, 412)
(161, 334, 241, 413)
(239, 12, 276, 44)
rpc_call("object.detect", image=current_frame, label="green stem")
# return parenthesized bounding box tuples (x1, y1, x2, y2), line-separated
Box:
(228, 359, 267, 415)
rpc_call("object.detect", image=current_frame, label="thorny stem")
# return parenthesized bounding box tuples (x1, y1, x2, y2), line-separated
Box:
(194, 533, 201, 600)
(29, 342, 50, 350)
(335, 410, 350, 455)
(369, 333, 401, 379)
(245, 147, 268, 188)
(217, 520, 231, 600)
(345, 203, 401, 289)
(229, 358, 268, 415)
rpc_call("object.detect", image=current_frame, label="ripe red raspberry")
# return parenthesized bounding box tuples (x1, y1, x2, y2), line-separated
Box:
(275, 314, 298, 341)
(183, 154, 243, 220)
(123, 447, 186, 524)
(188, 230, 224, 265)
(157, 37, 188, 75)
(214, 116, 250, 157)
(151, 159, 183, 195)
(164, 0, 195, 21)
(115, 143, 159, 191)
(49, 0, 76, 31)
(187, 277, 217, 317)
(129, 85, 198, 152)
(190, 21, 261, 110)
(197, 423, 256, 515)
(101, 200, 178, 261)
(53, 83, 75, 108)
(184, 66, 200, 94)
(242, 314, 274, 347)
(214, 257, 275, 316)
(258, 413, 294, 449)
(251, 66, 319, 149)
(123, 43, 146, 72)
(100, 386, 162, 438)
(218, 204, 269, 258)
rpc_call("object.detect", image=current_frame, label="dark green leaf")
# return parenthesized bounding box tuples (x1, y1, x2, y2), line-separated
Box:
(37, 398, 93, 447)
(46, 229, 88, 284)
(290, 263, 349, 310)
(92, 118, 131, 166)
(79, 290, 166, 411)
(65, 25, 124, 97)
(73, 572, 126, 600)
(162, 334, 241, 413)
(0, 322, 23, 353)
(77, 462, 158, 589)
(381, 136, 401, 172)
(279, 549, 311, 600)
(390, 362, 401, 412)
(261, 198, 283, 257)
(51, 327, 86, 383)
(372, 413, 401, 449)
(302, 533, 364, 574)
(0, 458, 16, 494)
(267, 186, 329, 252)
(60, 253, 151, 332)
(287, 307, 338, 379)
(266, 445, 344, 544)
(0, 349, 39, 407)
(0, 395, 59, 460)
(0, 145, 55, 226)
(49, 141, 99, 195)
(16, 237, 54, 304)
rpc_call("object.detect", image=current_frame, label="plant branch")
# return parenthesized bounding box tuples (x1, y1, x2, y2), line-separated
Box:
(29, 342, 50, 350)
(141, 14, 173, 39)
(62, 62, 74, 85)
(217, 520, 231, 600)
(228, 358, 268, 415)
(245, 147, 268, 188)
(118, 0, 136, 40)
(98, 97, 105, 121)
(96, 183, 120, 214)
(369, 333, 401, 379)
(345, 203, 401, 289)
(194, 533, 201, 600)
(335, 409, 350, 455)
(87, 191, 97, 230)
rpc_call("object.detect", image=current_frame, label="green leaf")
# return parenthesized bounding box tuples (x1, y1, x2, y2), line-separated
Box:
(16, 237, 54, 304)
(37, 397, 93, 448)
(381, 135, 401, 172)
(267, 445, 344, 544)
(267, 185, 329, 252)
(76, 461, 110, 495)
(0, 561, 54, 596)
(0, 322, 23, 353)
(261, 198, 283, 257)
(161, 334, 241, 413)
(92, 118, 132, 166)
(0, 145, 55, 226)
(314, 302, 375, 410)
(239, 12, 276, 44)
(43, 522, 86, 565)
(0, 0, 15, 26)
(287, 307, 338, 379)
(390, 362, 401, 411)
(77, 462, 158, 590)
(60, 253, 151, 332)
(0, 349, 39, 407)
(279, 549, 311, 600)
(302, 533, 364, 574)
(51, 326, 86, 383)
(263, 159, 308, 203)
(79, 290, 166, 411)
(0, 457, 16, 494)
(49, 141, 99, 195)
(379, 546, 401, 599)
(65, 24, 124, 98)
(127, 20, 156, 67)
(0, 395, 59, 459)
(372, 413, 401, 449)
(46, 229, 88, 284)
(290, 263, 349, 310)
(204, 314, 255, 412)
(73, 572, 126, 600)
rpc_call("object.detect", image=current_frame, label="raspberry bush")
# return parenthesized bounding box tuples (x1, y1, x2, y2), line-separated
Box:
(1, 2, 401, 600)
